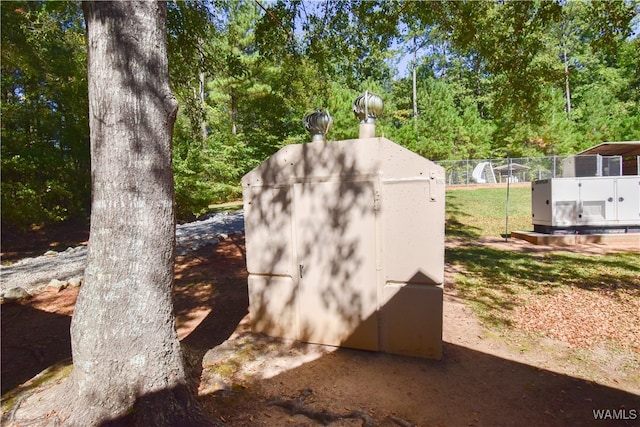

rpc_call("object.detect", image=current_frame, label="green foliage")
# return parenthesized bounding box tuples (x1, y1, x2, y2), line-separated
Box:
(1, 1, 89, 227)
(385, 76, 495, 160)
(3, 0, 639, 228)
(572, 66, 637, 148)
(172, 115, 214, 220)
(166, 0, 215, 138)
(325, 83, 360, 141)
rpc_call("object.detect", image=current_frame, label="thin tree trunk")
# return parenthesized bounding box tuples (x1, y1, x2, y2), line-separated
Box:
(231, 87, 238, 135)
(199, 38, 208, 144)
(412, 36, 418, 122)
(563, 45, 571, 120)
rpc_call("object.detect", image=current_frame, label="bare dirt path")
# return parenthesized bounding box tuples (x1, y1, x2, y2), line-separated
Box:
(2, 233, 639, 426)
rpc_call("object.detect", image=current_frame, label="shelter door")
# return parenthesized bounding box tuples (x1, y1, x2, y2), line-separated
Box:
(294, 180, 378, 350)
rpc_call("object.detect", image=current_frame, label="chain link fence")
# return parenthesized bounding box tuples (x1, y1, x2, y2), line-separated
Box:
(436, 156, 572, 186)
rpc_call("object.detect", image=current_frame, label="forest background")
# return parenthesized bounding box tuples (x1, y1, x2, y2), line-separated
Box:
(2, 0, 639, 228)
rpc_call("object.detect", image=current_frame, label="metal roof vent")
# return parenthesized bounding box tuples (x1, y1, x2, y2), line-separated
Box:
(353, 90, 383, 138)
(304, 109, 333, 142)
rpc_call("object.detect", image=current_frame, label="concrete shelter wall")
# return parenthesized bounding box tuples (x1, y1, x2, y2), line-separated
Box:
(242, 137, 445, 359)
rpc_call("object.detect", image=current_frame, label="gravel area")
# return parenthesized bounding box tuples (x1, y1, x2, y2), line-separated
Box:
(0, 211, 245, 296)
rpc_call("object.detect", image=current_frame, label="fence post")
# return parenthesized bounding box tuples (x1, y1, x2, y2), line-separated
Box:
(505, 157, 512, 241)
(466, 159, 469, 185)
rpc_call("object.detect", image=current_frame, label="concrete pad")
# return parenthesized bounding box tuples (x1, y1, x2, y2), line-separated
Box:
(511, 230, 640, 247)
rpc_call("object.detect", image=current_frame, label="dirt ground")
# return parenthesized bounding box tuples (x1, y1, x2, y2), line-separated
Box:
(1, 230, 640, 426)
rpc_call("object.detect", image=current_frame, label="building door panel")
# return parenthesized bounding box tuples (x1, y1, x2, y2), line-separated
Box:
(578, 178, 615, 224)
(616, 177, 640, 223)
(294, 180, 378, 350)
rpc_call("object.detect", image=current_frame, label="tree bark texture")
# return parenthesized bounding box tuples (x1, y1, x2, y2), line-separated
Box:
(32, 2, 204, 425)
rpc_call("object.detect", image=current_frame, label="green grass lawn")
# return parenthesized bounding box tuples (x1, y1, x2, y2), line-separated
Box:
(446, 185, 532, 238)
(444, 185, 640, 354)
(207, 200, 243, 214)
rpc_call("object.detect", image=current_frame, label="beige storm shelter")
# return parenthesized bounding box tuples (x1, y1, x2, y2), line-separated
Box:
(242, 99, 445, 359)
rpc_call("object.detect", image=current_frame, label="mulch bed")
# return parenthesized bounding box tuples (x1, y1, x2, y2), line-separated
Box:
(512, 287, 640, 352)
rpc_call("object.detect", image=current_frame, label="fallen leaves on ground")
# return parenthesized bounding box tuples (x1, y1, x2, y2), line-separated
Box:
(511, 287, 640, 352)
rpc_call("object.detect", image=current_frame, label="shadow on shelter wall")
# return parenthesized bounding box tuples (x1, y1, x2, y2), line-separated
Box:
(243, 140, 373, 345)
(242, 137, 445, 358)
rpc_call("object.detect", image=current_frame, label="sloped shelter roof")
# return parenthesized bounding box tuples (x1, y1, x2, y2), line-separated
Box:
(242, 137, 439, 186)
(577, 141, 640, 157)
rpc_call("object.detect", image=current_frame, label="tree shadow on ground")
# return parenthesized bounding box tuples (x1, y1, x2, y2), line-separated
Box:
(447, 246, 640, 291)
(1, 303, 72, 394)
(199, 329, 640, 426)
(174, 234, 248, 352)
(193, 234, 640, 425)
(446, 244, 640, 328)
(445, 190, 484, 239)
(4, 234, 639, 426)
(0, 236, 249, 400)
(0, 219, 90, 263)
(200, 300, 640, 426)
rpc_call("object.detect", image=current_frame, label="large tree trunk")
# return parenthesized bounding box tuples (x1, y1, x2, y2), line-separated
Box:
(13, 2, 208, 426)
